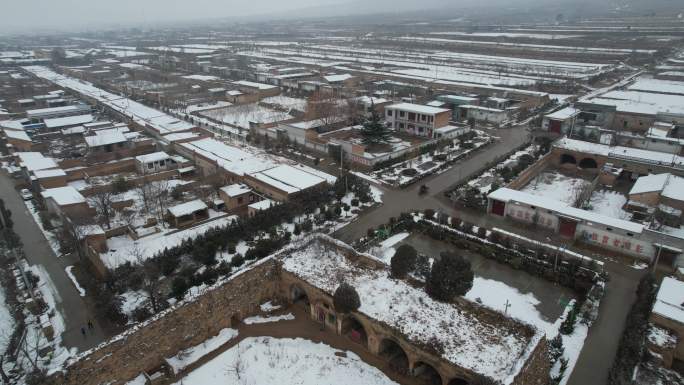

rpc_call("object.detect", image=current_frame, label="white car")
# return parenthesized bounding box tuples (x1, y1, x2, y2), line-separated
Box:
(20, 189, 33, 200)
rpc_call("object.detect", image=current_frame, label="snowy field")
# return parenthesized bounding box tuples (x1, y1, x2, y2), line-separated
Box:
(172, 337, 398, 385)
(521, 172, 591, 205)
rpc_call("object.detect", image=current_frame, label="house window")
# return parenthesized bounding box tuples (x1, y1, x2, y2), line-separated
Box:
(606, 227, 613, 231)
(627, 232, 633, 237)
(387, 110, 393, 117)
(408, 112, 416, 121)
(399, 111, 405, 118)
(421, 114, 427, 121)
(399, 123, 405, 129)
(147, 163, 154, 169)
(237, 197, 243, 204)
(250, 195, 255, 202)
(159, 160, 165, 167)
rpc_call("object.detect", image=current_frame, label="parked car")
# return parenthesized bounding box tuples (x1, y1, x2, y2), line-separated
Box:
(20, 189, 33, 200)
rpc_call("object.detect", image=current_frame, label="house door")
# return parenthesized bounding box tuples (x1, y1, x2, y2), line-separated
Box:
(549, 120, 562, 134)
(558, 218, 577, 238)
(491, 200, 506, 216)
(317, 308, 325, 323)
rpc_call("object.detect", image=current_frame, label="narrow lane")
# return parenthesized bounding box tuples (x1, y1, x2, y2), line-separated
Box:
(0, 172, 105, 351)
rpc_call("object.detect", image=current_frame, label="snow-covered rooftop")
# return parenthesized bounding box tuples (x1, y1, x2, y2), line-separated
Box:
(386, 102, 451, 115)
(653, 277, 684, 324)
(180, 138, 275, 176)
(489, 187, 644, 234)
(233, 80, 278, 90)
(220, 183, 252, 197)
(168, 199, 208, 217)
(33, 168, 66, 179)
(249, 164, 330, 194)
(629, 173, 684, 202)
(280, 237, 540, 383)
(135, 151, 170, 164)
(628, 78, 684, 96)
(22, 66, 196, 135)
(248, 199, 277, 211)
(3, 129, 31, 142)
(323, 73, 353, 83)
(546, 107, 579, 121)
(16, 152, 58, 172)
(554, 137, 684, 167)
(43, 114, 94, 129)
(41, 186, 86, 206)
(85, 131, 128, 147)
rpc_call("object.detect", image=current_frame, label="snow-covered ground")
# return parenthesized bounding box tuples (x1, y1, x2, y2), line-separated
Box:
(23, 200, 62, 257)
(586, 190, 630, 220)
(200, 103, 294, 130)
(165, 328, 238, 374)
(172, 337, 399, 385)
(243, 313, 295, 324)
(0, 286, 15, 355)
(521, 172, 591, 205)
(101, 215, 238, 269)
(65, 266, 85, 296)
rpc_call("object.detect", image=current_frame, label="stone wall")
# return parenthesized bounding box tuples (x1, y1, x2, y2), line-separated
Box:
(52, 260, 278, 385)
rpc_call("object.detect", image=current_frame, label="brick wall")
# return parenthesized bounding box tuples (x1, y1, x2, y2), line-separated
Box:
(52, 260, 279, 385)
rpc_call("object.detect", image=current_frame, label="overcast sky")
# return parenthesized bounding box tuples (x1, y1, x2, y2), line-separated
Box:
(0, 0, 346, 34)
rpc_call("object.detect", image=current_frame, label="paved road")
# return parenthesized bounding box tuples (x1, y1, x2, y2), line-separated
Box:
(332, 123, 640, 385)
(334, 125, 530, 243)
(0, 172, 105, 352)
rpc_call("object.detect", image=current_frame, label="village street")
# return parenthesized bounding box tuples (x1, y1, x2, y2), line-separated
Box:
(0, 171, 105, 352)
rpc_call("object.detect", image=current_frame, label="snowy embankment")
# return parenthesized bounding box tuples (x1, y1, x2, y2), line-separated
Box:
(165, 328, 239, 374)
(171, 337, 399, 385)
(243, 313, 295, 325)
(65, 266, 86, 296)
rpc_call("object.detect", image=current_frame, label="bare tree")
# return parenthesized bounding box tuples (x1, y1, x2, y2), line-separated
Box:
(135, 178, 155, 217)
(305, 91, 343, 131)
(132, 244, 163, 313)
(59, 215, 94, 260)
(91, 190, 115, 230)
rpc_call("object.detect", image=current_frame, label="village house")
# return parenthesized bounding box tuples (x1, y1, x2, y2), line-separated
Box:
(41, 186, 93, 219)
(385, 103, 452, 138)
(628, 173, 684, 225)
(219, 184, 260, 214)
(135, 151, 183, 174)
(543, 107, 580, 135)
(166, 199, 209, 228)
(242, 164, 332, 202)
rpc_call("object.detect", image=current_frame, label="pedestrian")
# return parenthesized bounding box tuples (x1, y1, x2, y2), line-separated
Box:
(87, 320, 94, 330)
(80, 327, 86, 338)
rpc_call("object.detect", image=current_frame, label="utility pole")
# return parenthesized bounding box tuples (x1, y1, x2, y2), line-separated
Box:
(504, 299, 511, 314)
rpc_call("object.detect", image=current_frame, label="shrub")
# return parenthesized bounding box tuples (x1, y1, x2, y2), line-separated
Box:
(171, 277, 189, 300)
(301, 220, 313, 232)
(351, 198, 360, 207)
(366, 227, 375, 238)
(476, 227, 487, 239)
(333, 282, 361, 313)
(227, 243, 236, 254)
(132, 305, 152, 322)
(548, 334, 564, 363)
(423, 209, 436, 219)
(112, 176, 131, 194)
(391, 244, 417, 278)
(426, 252, 474, 301)
(231, 253, 244, 267)
(216, 261, 232, 276)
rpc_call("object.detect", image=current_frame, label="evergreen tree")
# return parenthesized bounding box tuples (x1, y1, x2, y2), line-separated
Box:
(333, 282, 361, 313)
(391, 244, 417, 278)
(426, 252, 474, 301)
(361, 108, 391, 145)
